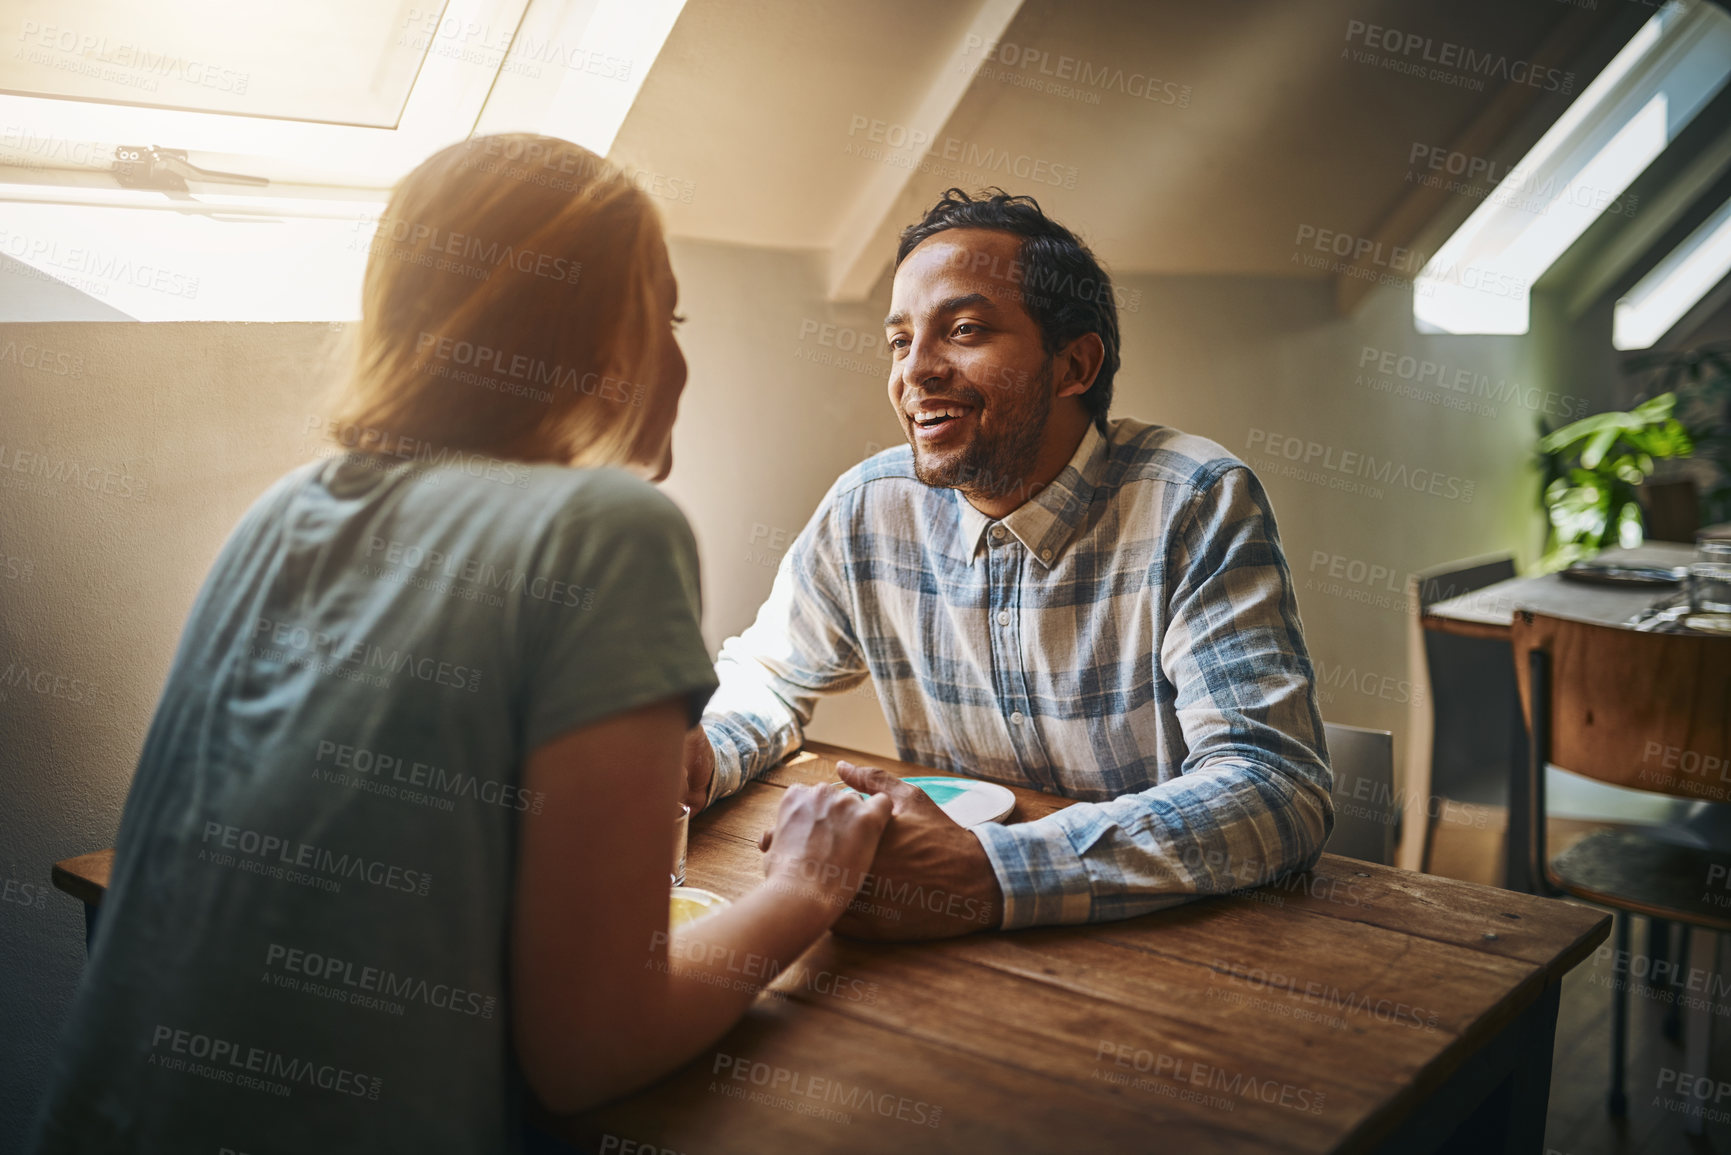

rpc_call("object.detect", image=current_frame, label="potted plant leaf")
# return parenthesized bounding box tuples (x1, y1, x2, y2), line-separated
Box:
(1534, 393, 1694, 572)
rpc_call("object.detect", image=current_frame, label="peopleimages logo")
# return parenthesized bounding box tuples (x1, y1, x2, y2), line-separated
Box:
(1405, 142, 1639, 220)
(1092, 1042, 1326, 1115)
(1343, 20, 1574, 94)
(415, 333, 640, 407)
(0, 444, 149, 502)
(0, 124, 114, 170)
(1245, 428, 1475, 504)
(958, 34, 1192, 107)
(16, 21, 251, 93)
(362, 217, 582, 284)
(0, 228, 199, 298)
(314, 738, 545, 813)
(200, 821, 433, 897)
(264, 941, 498, 1018)
(305, 416, 533, 489)
(250, 613, 484, 694)
(844, 115, 1080, 189)
(0, 660, 102, 706)
(1209, 961, 1440, 1031)
(710, 1053, 943, 1127)
(1356, 345, 1589, 421)
(149, 1024, 379, 1100)
(0, 338, 83, 377)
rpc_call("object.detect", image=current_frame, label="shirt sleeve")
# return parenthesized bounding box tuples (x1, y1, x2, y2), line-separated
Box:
(520, 471, 719, 752)
(972, 464, 1335, 929)
(701, 483, 871, 804)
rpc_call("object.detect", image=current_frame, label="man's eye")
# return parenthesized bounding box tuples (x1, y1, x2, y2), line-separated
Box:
(953, 323, 981, 337)
(888, 336, 909, 350)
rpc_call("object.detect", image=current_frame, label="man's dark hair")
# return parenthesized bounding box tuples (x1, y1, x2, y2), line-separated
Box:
(894, 188, 1120, 432)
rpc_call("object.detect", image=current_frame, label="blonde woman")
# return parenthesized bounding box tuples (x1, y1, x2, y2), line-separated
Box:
(30, 134, 890, 1154)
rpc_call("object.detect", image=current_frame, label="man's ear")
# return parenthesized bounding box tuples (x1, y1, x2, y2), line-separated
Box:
(1053, 332, 1105, 399)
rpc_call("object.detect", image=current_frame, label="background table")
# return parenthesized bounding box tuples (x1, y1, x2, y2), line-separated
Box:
(547, 741, 1610, 1154)
(1417, 542, 1703, 890)
(1421, 543, 1696, 640)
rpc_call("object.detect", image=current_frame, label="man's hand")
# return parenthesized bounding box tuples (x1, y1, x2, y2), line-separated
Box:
(828, 760, 1003, 940)
(681, 727, 716, 814)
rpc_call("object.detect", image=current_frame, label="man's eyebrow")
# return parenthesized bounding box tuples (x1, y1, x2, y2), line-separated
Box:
(883, 293, 996, 329)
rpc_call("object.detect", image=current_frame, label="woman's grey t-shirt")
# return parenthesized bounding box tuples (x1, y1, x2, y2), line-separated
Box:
(30, 453, 719, 1154)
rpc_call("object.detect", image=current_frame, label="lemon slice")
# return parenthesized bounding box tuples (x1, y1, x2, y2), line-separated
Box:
(670, 886, 731, 927)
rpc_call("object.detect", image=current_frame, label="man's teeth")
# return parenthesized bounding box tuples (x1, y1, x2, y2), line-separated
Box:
(914, 406, 971, 424)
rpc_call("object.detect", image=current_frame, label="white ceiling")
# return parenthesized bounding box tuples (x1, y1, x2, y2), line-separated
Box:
(611, 0, 1617, 294)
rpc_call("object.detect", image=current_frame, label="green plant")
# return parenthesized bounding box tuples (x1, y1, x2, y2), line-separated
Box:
(1534, 393, 1693, 571)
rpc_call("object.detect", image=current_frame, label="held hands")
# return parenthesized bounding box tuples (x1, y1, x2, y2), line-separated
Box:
(826, 761, 1003, 941)
(758, 780, 893, 922)
(680, 727, 716, 814)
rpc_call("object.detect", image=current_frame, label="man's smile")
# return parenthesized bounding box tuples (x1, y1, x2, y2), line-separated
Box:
(905, 398, 980, 443)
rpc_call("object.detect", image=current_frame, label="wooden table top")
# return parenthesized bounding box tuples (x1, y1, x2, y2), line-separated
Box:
(1420, 542, 1697, 640)
(556, 741, 1611, 1154)
(51, 741, 1611, 1152)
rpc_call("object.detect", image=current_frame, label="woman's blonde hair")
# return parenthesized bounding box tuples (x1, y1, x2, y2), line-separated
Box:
(325, 133, 665, 467)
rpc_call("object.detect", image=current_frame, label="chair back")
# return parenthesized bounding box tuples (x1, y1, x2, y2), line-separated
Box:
(1413, 555, 1521, 807)
(1323, 721, 1396, 864)
(1415, 556, 1517, 611)
(1400, 554, 1520, 872)
(1510, 611, 1731, 800)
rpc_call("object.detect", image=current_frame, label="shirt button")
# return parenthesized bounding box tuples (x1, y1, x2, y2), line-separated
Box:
(1010, 711, 1024, 725)
(996, 610, 1010, 626)
(1040, 548, 1053, 561)
(990, 526, 1006, 542)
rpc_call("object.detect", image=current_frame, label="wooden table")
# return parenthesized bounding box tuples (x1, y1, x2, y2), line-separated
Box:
(52, 741, 1610, 1153)
(1421, 543, 1696, 641)
(1416, 542, 1701, 890)
(568, 742, 1607, 1153)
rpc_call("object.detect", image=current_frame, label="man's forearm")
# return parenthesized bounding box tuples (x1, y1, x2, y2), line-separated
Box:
(700, 709, 801, 805)
(972, 759, 1333, 929)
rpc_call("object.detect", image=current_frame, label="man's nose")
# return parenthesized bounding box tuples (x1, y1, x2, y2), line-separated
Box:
(898, 334, 948, 387)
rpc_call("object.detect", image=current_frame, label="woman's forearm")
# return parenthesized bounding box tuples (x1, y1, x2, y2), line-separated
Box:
(566, 882, 839, 1109)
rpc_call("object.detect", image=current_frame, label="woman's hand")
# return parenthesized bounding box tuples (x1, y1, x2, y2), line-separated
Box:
(758, 783, 893, 919)
(680, 727, 716, 814)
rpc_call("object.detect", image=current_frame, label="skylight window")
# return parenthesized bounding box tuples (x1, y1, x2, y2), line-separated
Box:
(0, 0, 688, 320)
(1414, 0, 1731, 336)
(1613, 190, 1731, 348)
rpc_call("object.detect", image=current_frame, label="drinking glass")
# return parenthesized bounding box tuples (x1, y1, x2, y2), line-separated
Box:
(672, 803, 691, 886)
(1689, 541, 1731, 616)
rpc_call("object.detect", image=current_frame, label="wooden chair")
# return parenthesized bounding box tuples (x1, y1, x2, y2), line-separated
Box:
(1322, 721, 1396, 865)
(1511, 610, 1731, 1123)
(1403, 555, 1521, 875)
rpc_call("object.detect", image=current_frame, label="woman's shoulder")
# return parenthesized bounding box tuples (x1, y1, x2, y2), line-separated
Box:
(520, 465, 690, 540)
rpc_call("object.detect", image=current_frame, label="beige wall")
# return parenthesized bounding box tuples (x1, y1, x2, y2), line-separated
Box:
(0, 319, 346, 1140)
(0, 238, 1620, 1143)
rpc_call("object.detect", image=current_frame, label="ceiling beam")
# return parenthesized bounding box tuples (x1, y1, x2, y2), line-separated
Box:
(1565, 115, 1731, 319)
(1332, 2, 1639, 316)
(824, 0, 1025, 303)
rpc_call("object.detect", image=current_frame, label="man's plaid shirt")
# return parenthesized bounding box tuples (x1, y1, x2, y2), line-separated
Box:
(701, 417, 1333, 929)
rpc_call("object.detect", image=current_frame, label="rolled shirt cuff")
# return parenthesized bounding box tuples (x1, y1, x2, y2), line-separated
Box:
(971, 816, 1097, 930)
(700, 710, 802, 807)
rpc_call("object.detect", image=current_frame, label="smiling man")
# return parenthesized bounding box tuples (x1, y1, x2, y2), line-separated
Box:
(685, 188, 1333, 938)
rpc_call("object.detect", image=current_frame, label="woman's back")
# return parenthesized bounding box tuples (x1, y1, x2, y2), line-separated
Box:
(31, 451, 717, 1155)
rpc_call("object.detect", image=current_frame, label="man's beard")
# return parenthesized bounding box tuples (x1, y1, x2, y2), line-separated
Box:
(911, 361, 1053, 502)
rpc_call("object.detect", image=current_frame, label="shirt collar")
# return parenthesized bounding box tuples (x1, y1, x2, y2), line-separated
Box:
(955, 421, 1107, 569)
